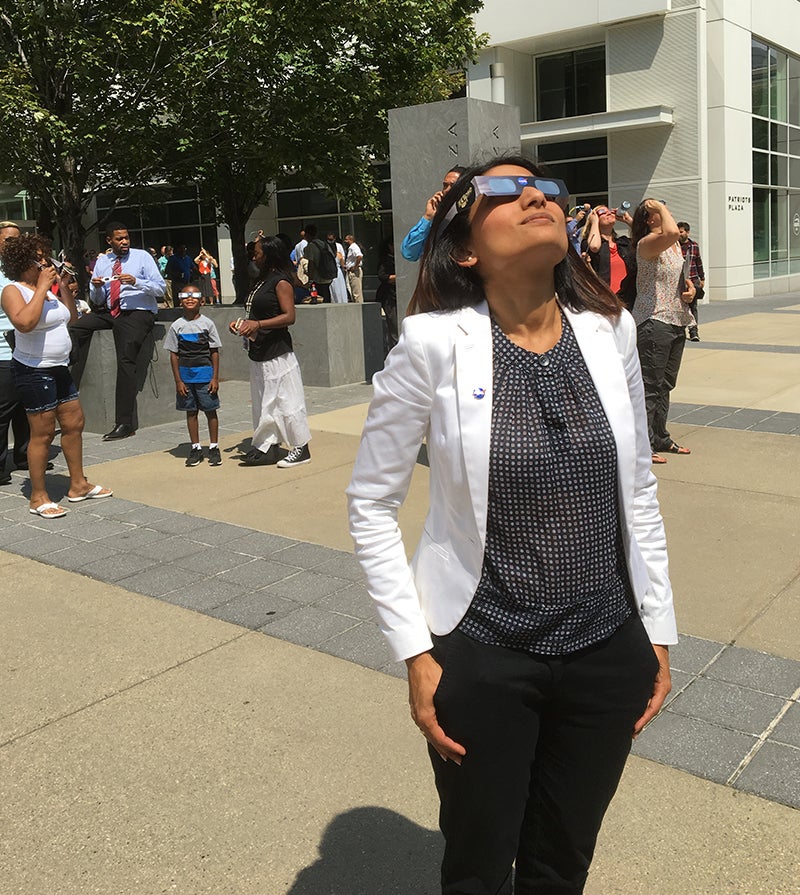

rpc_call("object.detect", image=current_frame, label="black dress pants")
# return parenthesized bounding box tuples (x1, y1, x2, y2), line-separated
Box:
(0, 359, 29, 471)
(70, 308, 155, 428)
(429, 615, 658, 895)
(636, 318, 686, 451)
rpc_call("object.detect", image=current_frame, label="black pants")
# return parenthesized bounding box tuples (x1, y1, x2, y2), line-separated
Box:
(0, 359, 29, 471)
(688, 286, 703, 331)
(316, 281, 332, 303)
(636, 318, 686, 451)
(429, 615, 658, 895)
(70, 308, 155, 428)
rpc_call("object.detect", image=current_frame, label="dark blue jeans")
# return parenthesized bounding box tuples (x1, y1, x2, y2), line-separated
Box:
(636, 318, 686, 451)
(429, 614, 658, 894)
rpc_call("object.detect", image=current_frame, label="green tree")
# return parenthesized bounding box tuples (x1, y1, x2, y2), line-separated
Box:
(167, 0, 486, 300)
(0, 0, 189, 264)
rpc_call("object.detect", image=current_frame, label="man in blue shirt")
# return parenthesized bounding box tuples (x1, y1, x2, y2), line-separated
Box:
(400, 166, 465, 262)
(70, 221, 165, 440)
(0, 220, 30, 483)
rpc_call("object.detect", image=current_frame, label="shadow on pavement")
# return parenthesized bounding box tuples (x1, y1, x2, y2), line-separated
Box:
(287, 806, 441, 894)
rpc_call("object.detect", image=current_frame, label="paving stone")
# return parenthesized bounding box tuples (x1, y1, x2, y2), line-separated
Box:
(670, 635, 725, 674)
(194, 521, 254, 546)
(60, 517, 138, 543)
(76, 497, 143, 518)
(80, 552, 160, 582)
(750, 417, 800, 434)
(770, 702, 800, 748)
(711, 409, 775, 429)
(663, 668, 694, 708)
(225, 530, 298, 557)
(110, 504, 173, 526)
(260, 569, 352, 604)
(632, 711, 756, 784)
(668, 404, 735, 425)
(101, 526, 166, 550)
(208, 591, 300, 629)
(668, 403, 703, 419)
(158, 577, 252, 612)
(132, 535, 211, 562)
(315, 582, 376, 621)
(6, 531, 76, 559)
(215, 558, 301, 590)
(259, 605, 360, 648)
(319, 622, 395, 670)
(114, 563, 207, 597)
(270, 541, 347, 569)
(704, 646, 800, 698)
(668, 677, 787, 735)
(733, 741, 800, 809)
(379, 661, 407, 681)
(312, 551, 366, 582)
(42, 540, 121, 573)
(142, 513, 217, 535)
(0, 522, 45, 548)
(172, 546, 246, 576)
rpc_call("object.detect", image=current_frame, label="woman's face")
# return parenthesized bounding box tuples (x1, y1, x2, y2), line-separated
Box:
(646, 209, 662, 230)
(464, 164, 568, 278)
(253, 239, 265, 267)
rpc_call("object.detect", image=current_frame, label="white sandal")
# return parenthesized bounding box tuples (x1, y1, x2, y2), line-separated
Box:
(30, 502, 67, 518)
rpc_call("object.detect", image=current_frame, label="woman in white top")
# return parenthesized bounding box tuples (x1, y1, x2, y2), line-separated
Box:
(326, 233, 349, 304)
(0, 234, 111, 518)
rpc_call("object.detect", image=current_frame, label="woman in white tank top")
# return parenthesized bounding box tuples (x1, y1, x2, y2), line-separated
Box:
(0, 234, 111, 518)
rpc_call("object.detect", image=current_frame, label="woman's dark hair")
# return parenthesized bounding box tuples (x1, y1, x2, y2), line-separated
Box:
(0, 233, 52, 281)
(256, 235, 293, 276)
(409, 155, 620, 319)
(630, 200, 653, 249)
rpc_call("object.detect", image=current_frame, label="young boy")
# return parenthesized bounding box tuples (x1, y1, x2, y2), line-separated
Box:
(164, 284, 222, 466)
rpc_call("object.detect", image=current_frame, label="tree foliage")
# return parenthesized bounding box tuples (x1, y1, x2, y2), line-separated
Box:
(0, 0, 485, 294)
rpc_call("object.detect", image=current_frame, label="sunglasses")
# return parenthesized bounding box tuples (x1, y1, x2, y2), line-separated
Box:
(439, 174, 570, 237)
(178, 292, 201, 299)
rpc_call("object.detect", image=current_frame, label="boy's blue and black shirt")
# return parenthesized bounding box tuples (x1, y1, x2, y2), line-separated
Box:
(163, 314, 222, 384)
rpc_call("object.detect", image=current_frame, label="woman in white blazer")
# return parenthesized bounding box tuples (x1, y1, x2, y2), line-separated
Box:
(347, 157, 677, 895)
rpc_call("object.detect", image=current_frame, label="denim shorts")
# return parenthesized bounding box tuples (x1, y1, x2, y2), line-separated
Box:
(176, 381, 220, 412)
(12, 360, 80, 414)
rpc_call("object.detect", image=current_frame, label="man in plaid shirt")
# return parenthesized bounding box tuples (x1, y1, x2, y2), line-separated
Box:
(678, 221, 705, 341)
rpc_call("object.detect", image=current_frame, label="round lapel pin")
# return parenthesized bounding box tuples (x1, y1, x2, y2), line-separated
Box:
(472, 387, 486, 400)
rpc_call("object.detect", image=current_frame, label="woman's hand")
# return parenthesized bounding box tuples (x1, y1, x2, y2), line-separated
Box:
(37, 264, 57, 291)
(406, 651, 467, 764)
(237, 319, 260, 338)
(681, 279, 696, 303)
(633, 644, 671, 737)
(644, 198, 663, 213)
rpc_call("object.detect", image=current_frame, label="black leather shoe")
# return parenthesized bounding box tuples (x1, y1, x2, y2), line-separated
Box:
(0, 475, 11, 486)
(240, 444, 283, 466)
(15, 461, 54, 471)
(103, 423, 136, 441)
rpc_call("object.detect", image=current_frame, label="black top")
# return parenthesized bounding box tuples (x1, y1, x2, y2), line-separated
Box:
(245, 271, 293, 362)
(582, 234, 637, 309)
(457, 314, 633, 656)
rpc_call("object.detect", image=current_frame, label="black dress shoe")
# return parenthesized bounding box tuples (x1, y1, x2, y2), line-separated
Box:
(0, 475, 11, 486)
(15, 460, 54, 471)
(103, 423, 136, 441)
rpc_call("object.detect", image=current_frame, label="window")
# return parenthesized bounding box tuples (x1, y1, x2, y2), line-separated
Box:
(534, 138, 608, 206)
(536, 47, 606, 121)
(752, 38, 800, 277)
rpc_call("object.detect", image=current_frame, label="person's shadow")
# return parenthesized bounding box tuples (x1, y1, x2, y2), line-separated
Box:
(286, 806, 441, 894)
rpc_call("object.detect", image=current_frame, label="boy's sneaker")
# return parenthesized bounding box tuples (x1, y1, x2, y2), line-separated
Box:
(208, 446, 222, 466)
(277, 444, 311, 468)
(185, 446, 203, 467)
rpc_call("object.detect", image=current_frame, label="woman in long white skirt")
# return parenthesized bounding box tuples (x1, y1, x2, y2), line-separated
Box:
(327, 233, 349, 304)
(230, 236, 312, 468)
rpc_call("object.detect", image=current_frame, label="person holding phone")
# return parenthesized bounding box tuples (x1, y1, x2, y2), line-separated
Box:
(630, 199, 695, 464)
(582, 204, 636, 309)
(400, 166, 466, 262)
(1, 234, 112, 517)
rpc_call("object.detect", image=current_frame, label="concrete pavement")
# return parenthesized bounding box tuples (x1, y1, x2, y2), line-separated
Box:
(1, 296, 799, 893)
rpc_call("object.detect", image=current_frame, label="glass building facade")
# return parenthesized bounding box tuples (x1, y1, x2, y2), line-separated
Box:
(752, 38, 800, 278)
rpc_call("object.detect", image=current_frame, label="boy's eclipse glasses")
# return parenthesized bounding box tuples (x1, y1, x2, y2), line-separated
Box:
(438, 175, 570, 238)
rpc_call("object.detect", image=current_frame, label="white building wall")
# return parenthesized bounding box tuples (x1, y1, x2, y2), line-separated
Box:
(606, 10, 704, 229)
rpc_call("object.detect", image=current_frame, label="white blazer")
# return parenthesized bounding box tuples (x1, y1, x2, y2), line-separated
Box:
(347, 301, 678, 663)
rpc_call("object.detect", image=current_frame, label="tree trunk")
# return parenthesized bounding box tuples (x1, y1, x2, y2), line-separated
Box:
(216, 161, 266, 304)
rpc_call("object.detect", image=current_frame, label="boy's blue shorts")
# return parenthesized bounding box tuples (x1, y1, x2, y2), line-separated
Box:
(177, 381, 220, 412)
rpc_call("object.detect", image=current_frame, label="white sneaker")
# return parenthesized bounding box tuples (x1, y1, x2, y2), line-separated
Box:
(276, 444, 311, 467)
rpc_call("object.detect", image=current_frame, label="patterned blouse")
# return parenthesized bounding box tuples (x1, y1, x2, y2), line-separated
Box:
(457, 313, 633, 656)
(633, 244, 695, 328)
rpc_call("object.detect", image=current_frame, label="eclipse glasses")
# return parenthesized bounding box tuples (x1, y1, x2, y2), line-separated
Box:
(438, 174, 570, 238)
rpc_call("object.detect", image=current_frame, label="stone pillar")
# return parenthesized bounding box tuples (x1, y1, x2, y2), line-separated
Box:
(388, 98, 520, 321)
